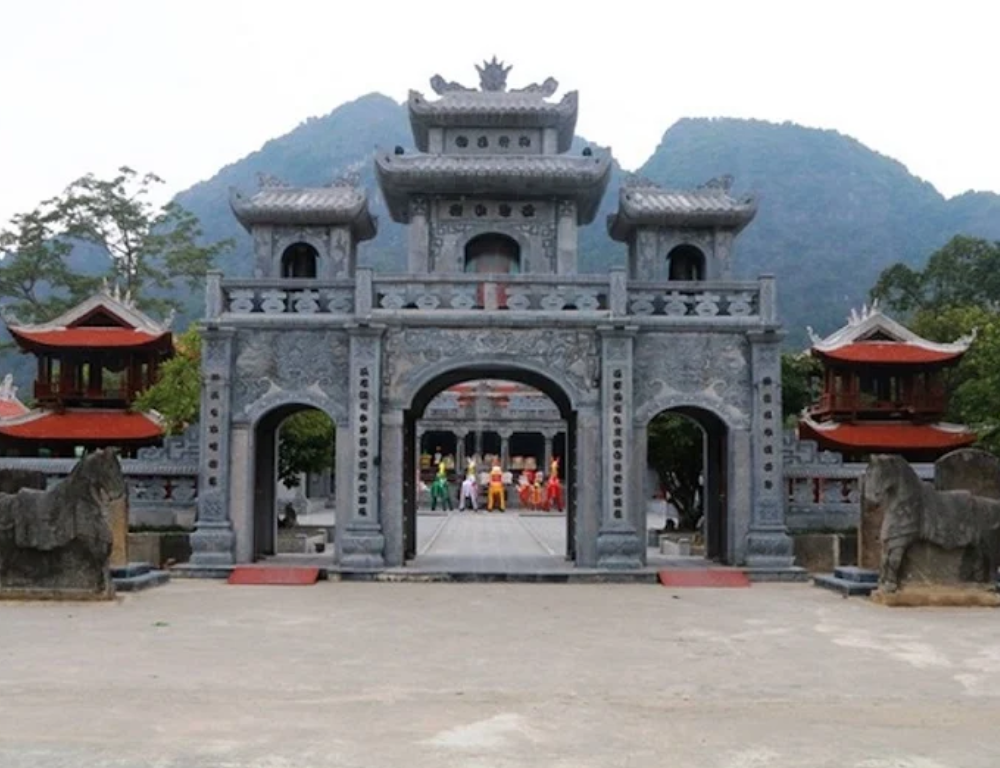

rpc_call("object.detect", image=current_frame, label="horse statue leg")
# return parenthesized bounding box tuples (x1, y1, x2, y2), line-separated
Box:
(880, 537, 909, 593)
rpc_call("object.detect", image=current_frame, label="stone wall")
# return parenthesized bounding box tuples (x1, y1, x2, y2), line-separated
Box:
(0, 424, 200, 529)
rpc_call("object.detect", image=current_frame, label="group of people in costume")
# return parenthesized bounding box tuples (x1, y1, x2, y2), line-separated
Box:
(427, 454, 564, 513)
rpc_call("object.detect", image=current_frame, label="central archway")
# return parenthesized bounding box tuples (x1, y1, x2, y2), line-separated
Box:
(402, 364, 577, 567)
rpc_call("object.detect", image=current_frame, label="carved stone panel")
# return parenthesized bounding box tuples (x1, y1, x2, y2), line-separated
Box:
(633, 332, 750, 427)
(382, 327, 599, 407)
(232, 329, 350, 422)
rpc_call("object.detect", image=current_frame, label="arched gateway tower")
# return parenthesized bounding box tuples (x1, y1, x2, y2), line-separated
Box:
(190, 59, 794, 571)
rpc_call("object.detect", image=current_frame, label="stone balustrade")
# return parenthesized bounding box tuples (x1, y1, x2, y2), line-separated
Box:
(207, 270, 776, 326)
(782, 431, 933, 532)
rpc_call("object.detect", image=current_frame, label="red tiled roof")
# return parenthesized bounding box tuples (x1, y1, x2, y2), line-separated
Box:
(9, 328, 169, 349)
(799, 420, 976, 451)
(814, 342, 965, 365)
(0, 398, 29, 419)
(0, 411, 163, 441)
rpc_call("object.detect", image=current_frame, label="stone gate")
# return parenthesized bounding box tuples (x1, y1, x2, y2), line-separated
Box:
(189, 59, 793, 570)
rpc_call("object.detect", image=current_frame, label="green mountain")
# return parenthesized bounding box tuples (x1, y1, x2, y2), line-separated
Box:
(172, 99, 1000, 347)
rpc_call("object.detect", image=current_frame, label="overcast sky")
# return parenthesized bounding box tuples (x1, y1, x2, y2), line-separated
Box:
(1, 0, 996, 226)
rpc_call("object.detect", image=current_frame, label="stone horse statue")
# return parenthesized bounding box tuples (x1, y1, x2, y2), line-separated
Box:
(863, 454, 1000, 593)
(0, 449, 126, 597)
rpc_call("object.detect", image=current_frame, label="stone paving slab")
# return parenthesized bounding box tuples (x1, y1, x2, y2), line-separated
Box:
(1, 581, 999, 767)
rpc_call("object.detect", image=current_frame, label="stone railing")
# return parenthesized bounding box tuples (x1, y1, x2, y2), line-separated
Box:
(208, 270, 777, 326)
(782, 431, 933, 532)
(0, 426, 200, 528)
(211, 277, 355, 317)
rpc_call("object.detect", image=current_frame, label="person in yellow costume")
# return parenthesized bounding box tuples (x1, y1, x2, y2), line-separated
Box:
(487, 461, 505, 512)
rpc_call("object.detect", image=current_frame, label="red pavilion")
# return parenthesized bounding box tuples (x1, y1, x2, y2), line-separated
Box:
(798, 303, 976, 462)
(0, 287, 173, 457)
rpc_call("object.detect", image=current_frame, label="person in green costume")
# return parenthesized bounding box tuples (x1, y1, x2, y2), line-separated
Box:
(430, 462, 453, 511)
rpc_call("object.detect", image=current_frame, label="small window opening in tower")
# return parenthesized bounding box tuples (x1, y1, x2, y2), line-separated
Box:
(281, 242, 319, 278)
(464, 233, 521, 274)
(667, 244, 706, 281)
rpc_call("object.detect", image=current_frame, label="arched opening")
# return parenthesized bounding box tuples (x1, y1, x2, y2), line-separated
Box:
(403, 367, 576, 570)
(252, 404, 336, 560)
(667, 244, 706, 281)
(281, 242, 319, 278)
(644, 406, 729, 563)
(463, 233, 521, 274)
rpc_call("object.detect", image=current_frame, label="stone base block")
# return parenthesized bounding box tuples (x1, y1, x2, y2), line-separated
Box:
(189, 523, 235, 566)
(745, 528, 795, 568)
(596, 526, 643, 569)
(339, 524, 385, 569)
(793, 532, 857, 573)
(660, 538, 692, 556)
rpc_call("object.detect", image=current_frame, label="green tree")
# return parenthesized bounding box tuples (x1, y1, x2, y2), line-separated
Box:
(56, 166, 232, 314)
(0, 206, 100, 325)
(647, 413, 703, 530)
(133, 326, 202, 434)
(278, 411, 336, 489)
(871, 236, 1000, 316)
(781, 352, 821, 425)
(869, 237, 1000, 454)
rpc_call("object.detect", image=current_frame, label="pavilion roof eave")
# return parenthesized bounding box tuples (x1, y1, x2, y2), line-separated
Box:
(7, 327, 173, 354)
(606, 185, 758, 242)
(0, 410, 165, 442)
(808, 304, 976, 354)
(811, 343, 967, 366)
(407, 90, 579, 153)
(374, 150, 613, 224)
(798, 415, 977, 452)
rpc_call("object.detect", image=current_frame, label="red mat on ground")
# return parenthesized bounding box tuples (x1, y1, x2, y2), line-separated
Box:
(658, 569, 750, 588)
(227, 567, 320, 586)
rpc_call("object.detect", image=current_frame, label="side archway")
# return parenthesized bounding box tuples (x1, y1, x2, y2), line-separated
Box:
(639, 403, 731, 562)
(247, 400, 339, 560)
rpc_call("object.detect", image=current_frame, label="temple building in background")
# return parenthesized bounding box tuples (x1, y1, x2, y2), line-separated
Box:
(0, 287, 173, 457)
(798, 303, 976, 462)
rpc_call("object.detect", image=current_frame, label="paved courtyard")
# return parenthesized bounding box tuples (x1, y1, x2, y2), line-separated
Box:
(2, 581, 999, 767)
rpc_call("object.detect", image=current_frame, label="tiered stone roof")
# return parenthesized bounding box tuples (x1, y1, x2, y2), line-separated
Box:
(229, 178, 377, 241)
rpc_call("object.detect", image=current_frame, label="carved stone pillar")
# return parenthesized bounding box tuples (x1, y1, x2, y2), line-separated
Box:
(190, 327, 236, 566)
(574, 405, 602, 567)
(542, 430, 555, 475)
(596, 328, 642, 569)
(745, 330, 794, 568)
(339, 326, 386, 568)
(379, 407, 405, 567)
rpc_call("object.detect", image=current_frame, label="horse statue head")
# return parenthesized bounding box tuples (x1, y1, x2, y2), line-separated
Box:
(863, 454, 923, 516)
(67, 449, 127, 510)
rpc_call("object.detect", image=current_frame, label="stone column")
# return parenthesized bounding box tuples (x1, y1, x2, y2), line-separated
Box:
(499, 429, 512, 469)
(556, 200, 578, 274)
(745, 330, 794, 568)
(596, 328, 643, 569)
(542, 429, 555, 474)
(190, 327, 236, 566)
(408, 198, 430, 273)
(339, 326, 386, 568)
(228, 423, 252, 563)
(631, 422, 649, 560)
(455, 429, 468, 473)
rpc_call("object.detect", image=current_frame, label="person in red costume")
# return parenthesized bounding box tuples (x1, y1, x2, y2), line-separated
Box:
(545, 457, 564, 512)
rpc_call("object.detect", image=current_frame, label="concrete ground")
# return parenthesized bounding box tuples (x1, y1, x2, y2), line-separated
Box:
(2, 582, 999, 767)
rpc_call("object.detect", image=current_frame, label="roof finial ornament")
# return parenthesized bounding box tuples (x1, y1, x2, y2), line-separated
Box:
(476, 56, 512, 92)
(0, 373, 17, 402)
(700, 175, 735, 193)
(429, 74, 475, 95)
(256, 172, 288, 189)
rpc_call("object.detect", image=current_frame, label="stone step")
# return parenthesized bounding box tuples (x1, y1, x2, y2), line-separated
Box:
(111, 562, 153, 579)
(113, 570, 169, 592)
(833, 566, 878, 584)
(812, 573, 878, 597)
